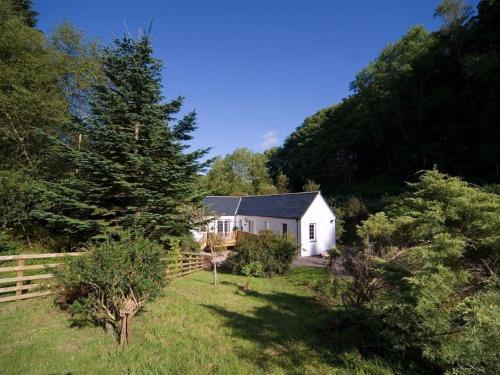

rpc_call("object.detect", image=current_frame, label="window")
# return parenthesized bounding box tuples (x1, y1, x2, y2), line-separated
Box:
(217, 220, 231, 237)
(248, 220, 255, 233)
(264, 221, 270, 230)
(239, 219, 243, 230)
(282, 223, 288, 236)
(309, 223, 316, 241)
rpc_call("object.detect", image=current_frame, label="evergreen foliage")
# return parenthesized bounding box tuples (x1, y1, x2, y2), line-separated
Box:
(345, 169, 500, 373)
(11, 0, 37, 27)
(36, 33, 208, 244)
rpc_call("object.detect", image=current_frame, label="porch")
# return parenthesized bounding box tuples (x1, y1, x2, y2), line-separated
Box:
(198, 230, 256, 250)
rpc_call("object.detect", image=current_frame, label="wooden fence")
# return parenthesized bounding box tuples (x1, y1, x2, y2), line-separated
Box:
(164, 252, 207, 280)
(0, 251, 207, 303)
(0, 252, 83, 303)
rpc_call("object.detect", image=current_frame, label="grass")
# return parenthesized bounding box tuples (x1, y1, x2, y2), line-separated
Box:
(0, 267, 392, 374)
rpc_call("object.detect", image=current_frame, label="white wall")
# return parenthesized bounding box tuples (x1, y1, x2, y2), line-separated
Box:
(236, 215, 299, 242)
(206, 215, 236, 233)
(191, 215, 236, 241)
(299, 193, 335, 256)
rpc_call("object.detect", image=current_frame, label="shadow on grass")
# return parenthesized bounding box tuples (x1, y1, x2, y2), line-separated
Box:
(203, 285, 391, 373)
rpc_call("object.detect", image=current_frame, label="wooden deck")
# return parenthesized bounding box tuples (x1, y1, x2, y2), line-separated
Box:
(198, 230, 257, 250)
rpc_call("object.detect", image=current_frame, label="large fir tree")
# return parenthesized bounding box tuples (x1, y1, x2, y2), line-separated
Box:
(36, 33, 208, 244)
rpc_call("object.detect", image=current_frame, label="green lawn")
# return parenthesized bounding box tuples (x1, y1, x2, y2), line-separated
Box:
(0, 268, 391, 374)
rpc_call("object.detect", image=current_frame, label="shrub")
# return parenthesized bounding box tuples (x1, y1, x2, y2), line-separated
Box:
(56, 234, 165, 345)
(228, 230, 299, 276)
(0, 230, 16, 254)
(314, 274, 346, 306)
(240, 261, 264, 290)
(356, 212, 395, 252)
(179, 234, 201, 253)
(241, 261, 264, 278)
(343, 170, 500, 373)
(336, 196, 370, 244)
(0, 171, 38, 244)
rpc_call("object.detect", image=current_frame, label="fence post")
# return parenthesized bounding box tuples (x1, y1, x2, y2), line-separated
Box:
(16, 259, 24, 297)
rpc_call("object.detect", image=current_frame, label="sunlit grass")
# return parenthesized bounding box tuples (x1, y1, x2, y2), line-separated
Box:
(0, 268, 391, 374)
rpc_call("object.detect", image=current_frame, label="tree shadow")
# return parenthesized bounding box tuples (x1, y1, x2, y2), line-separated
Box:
(203, 286, 388, 372)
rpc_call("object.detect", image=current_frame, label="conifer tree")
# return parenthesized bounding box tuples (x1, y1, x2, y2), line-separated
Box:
(36, 33, 208, 244)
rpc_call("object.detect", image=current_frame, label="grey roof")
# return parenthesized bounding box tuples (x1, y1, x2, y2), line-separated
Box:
(237, 192, 319, 219)
(204, 192, 319, 219)
(203, 196, 241, 216)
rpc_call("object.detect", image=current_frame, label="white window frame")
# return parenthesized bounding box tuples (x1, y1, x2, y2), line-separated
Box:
(217, 220, 231, 237)
(309, 223, 316, 241)
(264, 221, 270, 230)
(217, 220, 224, 233)
(248, 220, 255, 234)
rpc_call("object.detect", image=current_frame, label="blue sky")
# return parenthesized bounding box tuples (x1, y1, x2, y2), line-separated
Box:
(34, 0, 465, 159)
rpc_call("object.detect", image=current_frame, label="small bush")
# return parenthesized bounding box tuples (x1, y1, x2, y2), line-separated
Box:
(0, 230, 16, 254)
(314, 274, 346, 306)
(56, 233, 165, 345)
(241, 261, 264, 278)
(228, 230, 299, 276)
(179, 234, 201, 253)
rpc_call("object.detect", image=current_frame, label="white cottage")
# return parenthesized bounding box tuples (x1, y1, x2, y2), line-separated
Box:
(202, 192, 336, 257)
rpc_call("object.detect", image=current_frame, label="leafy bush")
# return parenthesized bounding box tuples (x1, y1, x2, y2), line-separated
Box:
(240, 261, 264, 291)
(334, 196, 370, 244)
(179, 234, 201, 253)
(314, 274, 345, 306)
(344, 170, 500, 374)
(0, 230, 16, 254)
(356, 212, 395, 252)
(228, 230, 299, 276)
(56, 234, 165, 345)
(241, 261, 264, 278)
(0, 171, 37, 241)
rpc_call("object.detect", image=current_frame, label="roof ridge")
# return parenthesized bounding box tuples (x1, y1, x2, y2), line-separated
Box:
(205, 195, 242, 198)
(234, 197, 242, 215)
(240, 191, 319, 198)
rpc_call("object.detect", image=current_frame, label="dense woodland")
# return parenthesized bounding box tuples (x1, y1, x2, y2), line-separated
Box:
(0, 1, 499, 373)
(265, 0, 500, 198)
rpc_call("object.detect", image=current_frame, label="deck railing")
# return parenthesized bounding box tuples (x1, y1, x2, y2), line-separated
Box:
(197, 230, 260, 250)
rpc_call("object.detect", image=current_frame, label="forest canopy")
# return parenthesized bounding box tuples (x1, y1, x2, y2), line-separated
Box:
(268, 0, 500, 198)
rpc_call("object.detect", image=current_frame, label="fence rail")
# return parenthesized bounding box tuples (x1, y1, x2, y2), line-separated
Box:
(163, 252, 207, 280)
(0, 251, 207, 303)
(0, 252, 84, 303)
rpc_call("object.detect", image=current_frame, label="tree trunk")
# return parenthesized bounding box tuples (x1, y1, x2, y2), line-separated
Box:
(119, 316, 127, 345)
(212, 253, 217, 285)
(119, 315, 132, 345)
(126, 315, 132, 344)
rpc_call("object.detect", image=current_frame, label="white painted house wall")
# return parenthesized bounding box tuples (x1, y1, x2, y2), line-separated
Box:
(207, 215, 236, 236)
(236, 215, 299, 240)
(299, 194, 336, 256)
(199, 192, 336, 258)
